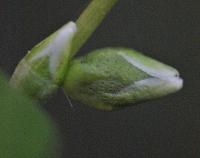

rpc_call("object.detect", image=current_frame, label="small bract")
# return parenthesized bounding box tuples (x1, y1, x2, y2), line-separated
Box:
(64, 48, 183, 111)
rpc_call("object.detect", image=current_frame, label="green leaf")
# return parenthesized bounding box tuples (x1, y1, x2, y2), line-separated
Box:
(0, 73, 60, 158)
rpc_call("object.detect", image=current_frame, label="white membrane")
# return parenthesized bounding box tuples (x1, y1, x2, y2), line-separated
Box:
(31, 21, 77, 74)
(118, 52, 183, 90)
(134, 77, 183, 90)
(119, 52, 178, 78)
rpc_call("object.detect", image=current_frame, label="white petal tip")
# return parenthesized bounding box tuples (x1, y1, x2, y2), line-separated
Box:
(165, 76, 183, 92)
(60, 21, 77, 35)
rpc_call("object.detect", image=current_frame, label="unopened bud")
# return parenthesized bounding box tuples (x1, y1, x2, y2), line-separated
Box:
(10, 22, 77, 99)
(64, 48, 183, 111)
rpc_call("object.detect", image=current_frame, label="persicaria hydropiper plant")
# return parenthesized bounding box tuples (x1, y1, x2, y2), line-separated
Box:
(10, 0, 183, 111)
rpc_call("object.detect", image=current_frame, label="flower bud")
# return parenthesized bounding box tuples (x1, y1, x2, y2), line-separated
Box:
(10, 22, 77, 99)
(64, 48, 183, 111)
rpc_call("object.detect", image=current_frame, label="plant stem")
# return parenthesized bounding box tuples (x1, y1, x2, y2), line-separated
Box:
(71, 0, 119, 57)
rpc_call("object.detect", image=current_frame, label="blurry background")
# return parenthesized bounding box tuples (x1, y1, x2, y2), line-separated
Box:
(0, 0, 199, 157)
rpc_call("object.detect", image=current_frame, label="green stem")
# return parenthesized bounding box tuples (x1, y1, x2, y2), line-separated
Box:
(71, 0, 119, 57)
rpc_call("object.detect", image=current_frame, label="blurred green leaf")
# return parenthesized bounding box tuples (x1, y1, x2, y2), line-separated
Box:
(0, 73, 60, 158)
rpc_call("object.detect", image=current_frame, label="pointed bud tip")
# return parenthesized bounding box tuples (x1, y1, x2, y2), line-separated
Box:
(60, 21, 77, 35)
(163, 75, 183, 93)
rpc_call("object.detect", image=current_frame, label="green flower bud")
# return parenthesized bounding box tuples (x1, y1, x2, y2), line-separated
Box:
(10, 22, 77, 99)
(64, 48, 183, 111)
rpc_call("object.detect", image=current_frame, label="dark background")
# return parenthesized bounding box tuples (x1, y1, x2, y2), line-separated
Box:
(0, 0, 199, 157)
